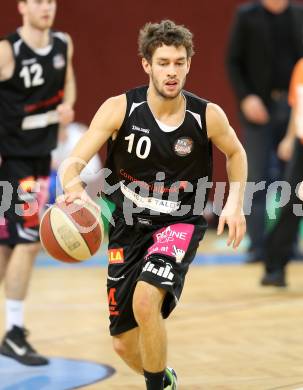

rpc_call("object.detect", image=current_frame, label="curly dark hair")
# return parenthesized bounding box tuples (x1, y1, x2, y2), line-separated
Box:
(138, 19, 194, 62)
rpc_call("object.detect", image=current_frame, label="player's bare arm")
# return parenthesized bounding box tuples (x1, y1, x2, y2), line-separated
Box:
(206, 102, 247, 248)
(56, 33, 76, 125)
(0, 40, 14, 82)
(277, 107, 297, 161)
(60, 94, 126, 198)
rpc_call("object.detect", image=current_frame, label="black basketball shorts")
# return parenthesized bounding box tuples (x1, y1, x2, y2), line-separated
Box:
(107, 211, 207, 336)
(0, 156, 51, 246)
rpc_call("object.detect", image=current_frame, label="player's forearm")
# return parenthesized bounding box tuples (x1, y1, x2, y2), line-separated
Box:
(63, 68, 76, 107)
(288, 108, 299, 139)
(60, 160, 86, 195)
(225, 146, 247, 210)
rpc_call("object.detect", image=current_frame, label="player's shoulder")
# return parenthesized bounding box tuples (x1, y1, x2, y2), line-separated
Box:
(125, 85, 148, 102)
(0, 39, 14, 66)
(292, 58, 303, 78)
(183, 90, 209, 117)
(51, 30, 70, 44)
(206, 102, 229, 130)
(106, 93, 127, 106)
(0, 39, 13, 54)
(295, 58, 303, 68)
(101, 94, 127, 117)
(0, 30, 20, 54)
(93, 94, 126, 131)
(183, 89, 208, 104)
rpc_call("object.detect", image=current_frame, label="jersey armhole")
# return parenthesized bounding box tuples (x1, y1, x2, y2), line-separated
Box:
(116, 91, 132, 132)
(202, 101, 209, 139)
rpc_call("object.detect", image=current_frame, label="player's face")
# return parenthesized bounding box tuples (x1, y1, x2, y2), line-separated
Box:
(143, 45, 191, 100)
(19, 0, 57, 31)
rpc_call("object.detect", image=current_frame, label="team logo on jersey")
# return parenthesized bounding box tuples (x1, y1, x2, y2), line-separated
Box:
(173, 137, 194, 156)
(53, 54, 65, 69)
(174, 137, 194, 157)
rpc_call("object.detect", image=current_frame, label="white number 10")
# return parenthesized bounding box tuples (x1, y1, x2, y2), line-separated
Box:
(125, 133, 151, 159)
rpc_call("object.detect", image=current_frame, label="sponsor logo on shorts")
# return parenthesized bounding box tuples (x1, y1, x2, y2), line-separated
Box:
(173, 137, 194, 156)
(171, 245, 186, 262)
(142, 260, 174, 282)
(0, 218, 9, 239)
(147, 224, 194, 263)
(108, 248, 124, 264)
(108, 287, 119, 316)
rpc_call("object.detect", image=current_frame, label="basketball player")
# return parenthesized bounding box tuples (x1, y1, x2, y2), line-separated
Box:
(60, 20, 246, 390)
(0, 0, 75, 365)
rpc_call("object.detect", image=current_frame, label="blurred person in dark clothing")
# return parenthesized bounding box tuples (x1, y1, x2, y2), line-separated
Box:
(261, 58, 303, 287)
(226, 0, 303, 262)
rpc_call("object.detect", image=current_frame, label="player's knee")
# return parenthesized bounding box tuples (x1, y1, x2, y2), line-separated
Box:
(133, 287, 161, 326)
(133, 301, 152, 325)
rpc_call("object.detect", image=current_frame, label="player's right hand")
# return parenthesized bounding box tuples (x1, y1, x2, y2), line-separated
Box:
(57, 191, 100, 215)
(217, 206, 246, 249)
(240, 94, 269, 124)
(277, 136, 295, 161)
(57, 103, 75, 126)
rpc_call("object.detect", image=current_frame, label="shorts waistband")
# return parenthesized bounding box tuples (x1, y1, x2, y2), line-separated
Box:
(112, 208, 206, 227)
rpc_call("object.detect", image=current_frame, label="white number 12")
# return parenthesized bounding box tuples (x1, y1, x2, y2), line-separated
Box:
(20, 64, 45, 88)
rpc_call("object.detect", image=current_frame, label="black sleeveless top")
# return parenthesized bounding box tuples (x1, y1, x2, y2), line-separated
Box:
(105, 85, 212, 220)
(0, 30, 68, 157)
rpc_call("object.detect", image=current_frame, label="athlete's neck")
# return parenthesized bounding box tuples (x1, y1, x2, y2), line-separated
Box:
(147, 86, 185, 123)
(19, 25, 51, 49)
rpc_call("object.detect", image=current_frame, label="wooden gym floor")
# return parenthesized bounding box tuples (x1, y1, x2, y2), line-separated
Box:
(0, 231, 303, 390)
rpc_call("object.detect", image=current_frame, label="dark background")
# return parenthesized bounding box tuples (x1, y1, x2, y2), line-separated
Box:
(2, 0, 300, 180)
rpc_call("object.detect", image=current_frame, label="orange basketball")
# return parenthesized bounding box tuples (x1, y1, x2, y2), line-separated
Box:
(39, 199, 103, 263)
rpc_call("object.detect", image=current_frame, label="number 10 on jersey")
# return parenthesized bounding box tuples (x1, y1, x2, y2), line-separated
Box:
(125, 133, 151, 159)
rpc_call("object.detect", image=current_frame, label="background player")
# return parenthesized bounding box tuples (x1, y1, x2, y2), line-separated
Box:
(60, 20, 246, 390)
(261, 57, 303, 287)
(0, 0, 75, 365)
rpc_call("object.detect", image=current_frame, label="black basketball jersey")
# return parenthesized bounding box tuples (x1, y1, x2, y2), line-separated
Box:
(0, 30, 68, 157)
(105, 86, 213, 220)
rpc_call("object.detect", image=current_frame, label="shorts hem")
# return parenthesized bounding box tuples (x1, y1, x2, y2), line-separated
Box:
(110, 322, 138, 336)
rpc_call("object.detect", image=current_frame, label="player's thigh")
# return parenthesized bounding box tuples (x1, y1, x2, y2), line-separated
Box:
(0, 245, 12, 278)
(138, 217, 206, 318)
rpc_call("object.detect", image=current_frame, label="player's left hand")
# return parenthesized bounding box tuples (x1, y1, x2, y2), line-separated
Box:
(217, 207, 246, 249)
(57, 103, 75, 126)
